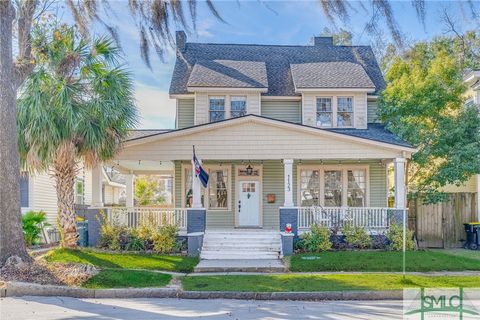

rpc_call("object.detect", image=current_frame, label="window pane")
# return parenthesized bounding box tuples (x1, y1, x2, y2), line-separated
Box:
(300, 170, 320, 206)
(347, 169, 366, 207)
(184, 169, 193, 208)
(231, 96, 247, 118)
(337, 97, 353, 127)
(75, 179, 84, 205)
(316, 97, 332, 127)
(209, 97, 225, 122)
(324, 170, 342, 207)
(209, 169, 228, 209)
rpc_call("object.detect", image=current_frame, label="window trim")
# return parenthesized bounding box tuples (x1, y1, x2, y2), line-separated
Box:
(297, 164, 369, 207)
(181, 163, 231, 211)
(208, 95, 226, 122)
(315, 96, 333, 127)
(336, 96, 355, 128)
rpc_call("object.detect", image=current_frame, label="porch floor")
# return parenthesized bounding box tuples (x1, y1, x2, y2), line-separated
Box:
(194, 259, 287, 273)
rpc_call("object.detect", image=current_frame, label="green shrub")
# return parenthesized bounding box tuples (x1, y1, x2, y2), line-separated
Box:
(386, 224, 415, 251)
(22, 210, 49, 245)
(152, 224, 178, 254)
(343, 224, 372, 249)
(97, 210, 131, 250)
(126, 236, 146, 251)
(300, 224, 332, 252)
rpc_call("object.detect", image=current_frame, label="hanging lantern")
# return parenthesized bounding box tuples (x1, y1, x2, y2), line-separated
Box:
(246, 164, 253, 176)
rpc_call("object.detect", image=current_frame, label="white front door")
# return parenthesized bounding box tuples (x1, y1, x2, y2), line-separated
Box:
(238, 181, 260, 227)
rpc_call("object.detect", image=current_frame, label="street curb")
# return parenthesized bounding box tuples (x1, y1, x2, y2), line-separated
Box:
(2, 281, 403, 300)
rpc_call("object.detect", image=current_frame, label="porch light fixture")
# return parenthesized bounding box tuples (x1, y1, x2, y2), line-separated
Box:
(246, 164, 253, 176)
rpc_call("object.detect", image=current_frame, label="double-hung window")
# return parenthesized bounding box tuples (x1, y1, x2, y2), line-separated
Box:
(316, 97, 332, 127)
(337, 97, 353, 127)
(74, 178, 85, 205)
(208, 168, 229, 209)
(230, 96, 247, 118)
(299, 169, 320, 207)
(347, 169, 366, 207)
(209, 96, 225, 122)
(183, 167, 204, 208)
(324, 170, 342, 206)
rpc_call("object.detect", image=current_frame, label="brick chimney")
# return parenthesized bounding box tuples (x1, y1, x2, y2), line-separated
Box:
(176, 30, 186, 53)
(313, 36, 334, 47)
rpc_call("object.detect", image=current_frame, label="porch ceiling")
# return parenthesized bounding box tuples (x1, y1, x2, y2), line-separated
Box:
(109, 160, 174, 174)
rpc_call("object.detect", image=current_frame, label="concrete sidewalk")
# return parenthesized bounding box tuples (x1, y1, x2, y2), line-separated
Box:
(194, 259, 287, 273)
(0, 296, 404, 320)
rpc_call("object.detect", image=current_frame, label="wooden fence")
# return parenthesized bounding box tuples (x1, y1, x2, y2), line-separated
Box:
(409, 193, 477, 248)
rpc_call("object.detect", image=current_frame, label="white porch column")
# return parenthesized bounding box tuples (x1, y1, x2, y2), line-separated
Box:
(283, 159, 294, 207)
(91, 164, 104, 207)
(394, 158, 407, 209)
(125, 173, 135, 207)
(191, 162, 202, 208)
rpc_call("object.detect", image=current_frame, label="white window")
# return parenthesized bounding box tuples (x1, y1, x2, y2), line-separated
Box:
(316, 97, 332, 127)
(299, 166, 368, 207)
(337, 97, 353, 127)
(208, 168, 229, 209)
(299, 169, 320, 207)
(209, 96, 225, 122)
(347, 169, 366, 207)
(230, 96, 247, 118)
(74, 179, 84, 205)
(183, 167, 204, 208)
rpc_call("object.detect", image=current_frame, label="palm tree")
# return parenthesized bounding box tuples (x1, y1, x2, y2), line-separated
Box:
(17, 24, 137, 248)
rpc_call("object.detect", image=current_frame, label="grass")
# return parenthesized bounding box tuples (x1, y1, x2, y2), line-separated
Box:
(45, 248, 198, 273)
(82, 269, 172, 289)
(182, 274, 480, 292)
(289, 250, 480, 272)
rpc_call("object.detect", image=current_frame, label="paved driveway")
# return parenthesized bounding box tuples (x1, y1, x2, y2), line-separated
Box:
(0, 296, 403, 319)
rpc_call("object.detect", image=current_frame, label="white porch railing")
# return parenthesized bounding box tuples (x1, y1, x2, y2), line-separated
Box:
(298, 206, 396, 232)
(106, 207, 187, 230)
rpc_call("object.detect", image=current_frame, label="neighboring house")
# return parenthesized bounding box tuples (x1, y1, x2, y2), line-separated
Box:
(441, 70, 480, 219)
(21, 165, 125, 225)
(94, 32, 414, 259)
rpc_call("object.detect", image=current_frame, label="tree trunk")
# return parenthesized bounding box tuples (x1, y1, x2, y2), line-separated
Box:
(53, 142, 79, 248)
(0, 1, 31, 266)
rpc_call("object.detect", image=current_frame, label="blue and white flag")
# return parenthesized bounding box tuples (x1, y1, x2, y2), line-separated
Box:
(193, 146, 209, 188)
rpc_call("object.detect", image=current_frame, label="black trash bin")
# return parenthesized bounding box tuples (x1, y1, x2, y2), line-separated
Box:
(464, 223, 480, 250)
(77, 221, 89, 247)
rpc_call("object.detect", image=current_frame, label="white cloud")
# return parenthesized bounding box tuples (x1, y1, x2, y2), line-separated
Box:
(134, 84, 176, 129)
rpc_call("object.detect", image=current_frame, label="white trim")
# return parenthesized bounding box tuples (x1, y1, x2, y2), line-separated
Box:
(187, 87, 268, 93)
(170, 94, 195, 99)
(123, 115, 416, 153)
(261, 96, 302, 101)
(296, 88, 375, 93)
(297, 164, 370, 207)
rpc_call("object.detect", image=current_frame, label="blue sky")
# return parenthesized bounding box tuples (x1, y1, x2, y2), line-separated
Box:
(79, 0, 480, 129)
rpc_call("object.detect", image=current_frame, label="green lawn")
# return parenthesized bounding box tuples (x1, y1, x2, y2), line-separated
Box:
(289, 250, 480, 272)
(183, 274, 480, 292)
(82, 269, 172, 289)
(45, 248, 198, 273)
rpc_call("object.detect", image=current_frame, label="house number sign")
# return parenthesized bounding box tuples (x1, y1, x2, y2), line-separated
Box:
(286, 174, 291, 192)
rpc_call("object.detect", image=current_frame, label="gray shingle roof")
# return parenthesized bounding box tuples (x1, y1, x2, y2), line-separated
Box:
(187, 60, 268, 89)
(126, 129, 171, 141)
(290, 62, 375, 89)
(170, 40, 385, 96)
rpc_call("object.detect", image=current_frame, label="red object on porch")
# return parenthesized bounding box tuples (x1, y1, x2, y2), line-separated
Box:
(285, 223, 292, 233)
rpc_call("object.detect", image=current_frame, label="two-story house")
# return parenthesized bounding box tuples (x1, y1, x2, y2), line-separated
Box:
(97, 32, 414, 260)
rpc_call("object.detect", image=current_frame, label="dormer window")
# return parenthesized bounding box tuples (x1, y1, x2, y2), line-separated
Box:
(337, 97, 353, 127)
(316, 97, 332, 127)
(230, 96, 247, 118)
(209, 96, 225, 122)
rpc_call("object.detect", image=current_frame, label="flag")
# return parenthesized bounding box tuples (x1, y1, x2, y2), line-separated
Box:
(193, 146, 209, 188)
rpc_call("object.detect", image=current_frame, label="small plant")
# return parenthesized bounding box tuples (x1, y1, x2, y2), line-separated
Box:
(22, 210, 49, 246)
(126, 236, 146, 251)
(300, 224, 332, 252)
(386, 224, 415, 251)
(152, 224, 179, 254)
(371, 232, 387, 250)
(343, 224, 372, 249)
(97, 210, 131, 250)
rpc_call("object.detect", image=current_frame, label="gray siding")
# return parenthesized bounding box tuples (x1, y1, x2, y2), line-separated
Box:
(261, 100, 301, 123)
(20, 175, 29, 207)
(367, 100, 379, 123)
(177, 99, 194, 128)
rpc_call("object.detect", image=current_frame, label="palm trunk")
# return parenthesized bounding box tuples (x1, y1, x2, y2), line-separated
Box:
(53, 142, 78, 248)
(0, 1, 31, 266)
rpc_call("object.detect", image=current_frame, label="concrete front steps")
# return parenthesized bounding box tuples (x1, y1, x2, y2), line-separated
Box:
(200, 229, 282, 260)
(195, 229, 286, 272)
